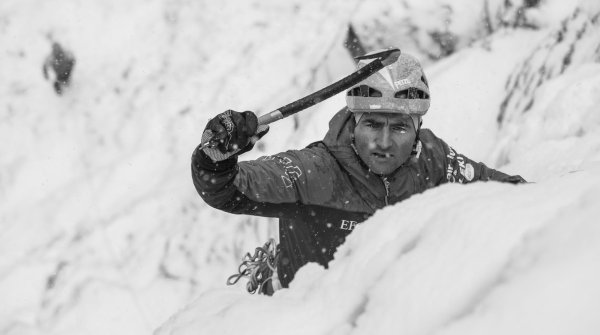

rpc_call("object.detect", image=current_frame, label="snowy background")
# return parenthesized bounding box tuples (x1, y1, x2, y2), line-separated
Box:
(1, 0, 600, 334)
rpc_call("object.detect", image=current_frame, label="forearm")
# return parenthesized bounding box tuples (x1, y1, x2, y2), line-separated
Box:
(191, 145, 288, 217)
(444, 146, 526, 184)
(420, 129, 526, 185)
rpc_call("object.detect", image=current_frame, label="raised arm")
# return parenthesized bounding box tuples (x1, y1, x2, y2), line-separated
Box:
(191, 110, 323, 217)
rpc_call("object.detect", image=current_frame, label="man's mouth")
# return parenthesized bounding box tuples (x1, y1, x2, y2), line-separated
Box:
(372, 152, 393, 159)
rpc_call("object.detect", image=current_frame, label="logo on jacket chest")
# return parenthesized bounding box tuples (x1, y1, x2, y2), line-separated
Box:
(339, 219, 359, 231)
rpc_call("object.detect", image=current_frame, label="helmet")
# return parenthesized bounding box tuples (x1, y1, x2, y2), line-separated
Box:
(346, 52, 430, 116)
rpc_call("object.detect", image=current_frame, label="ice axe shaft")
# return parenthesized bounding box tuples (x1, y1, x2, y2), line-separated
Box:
(202, 48, 401, 149)
(257, 48, 401, 126)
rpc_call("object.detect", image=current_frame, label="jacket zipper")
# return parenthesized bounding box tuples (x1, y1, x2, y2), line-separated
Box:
(382, 177, 390, 206)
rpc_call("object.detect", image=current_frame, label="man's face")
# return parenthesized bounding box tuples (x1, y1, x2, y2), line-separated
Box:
(353, 112, 417, 175)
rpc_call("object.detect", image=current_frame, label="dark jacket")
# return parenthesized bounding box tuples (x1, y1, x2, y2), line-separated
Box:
(191, 108, 524, 287)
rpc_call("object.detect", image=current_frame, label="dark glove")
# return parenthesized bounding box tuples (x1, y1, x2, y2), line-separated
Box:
(504, 175, 527, 184)
(201, 110, 269, 161)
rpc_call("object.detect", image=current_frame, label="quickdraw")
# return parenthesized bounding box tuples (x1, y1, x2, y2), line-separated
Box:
(226, 238, 280, 295)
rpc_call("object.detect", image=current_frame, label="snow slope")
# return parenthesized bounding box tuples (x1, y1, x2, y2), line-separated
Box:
(1, 0, 599, 334)
(156, 167, 600, 335)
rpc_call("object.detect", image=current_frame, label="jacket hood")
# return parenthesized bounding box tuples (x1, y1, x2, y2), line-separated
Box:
(323, 107, 356, 149)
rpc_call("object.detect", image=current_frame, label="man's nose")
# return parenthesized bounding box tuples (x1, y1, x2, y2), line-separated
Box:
(377, 127, 392, 149)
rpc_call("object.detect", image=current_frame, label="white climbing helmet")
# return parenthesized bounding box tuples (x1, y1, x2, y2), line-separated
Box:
(346, 51, 430, 117)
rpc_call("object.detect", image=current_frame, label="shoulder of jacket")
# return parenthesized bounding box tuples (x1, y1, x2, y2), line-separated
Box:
(419, 129, 448, 151)
(418, 128, 437, 142)
(409, 129, 450, 185)
(289, 143, 336, 165)
(244, 144, 334, 170)
(414, 128, 450, 166)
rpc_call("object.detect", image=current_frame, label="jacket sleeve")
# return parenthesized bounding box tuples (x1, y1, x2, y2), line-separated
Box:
(419, 129, 526, 185)
(191, 145, 242, 212)
(191, 144, 328, 217)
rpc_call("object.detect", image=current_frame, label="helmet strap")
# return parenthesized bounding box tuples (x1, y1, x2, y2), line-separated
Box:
(410, 118, 422, 158)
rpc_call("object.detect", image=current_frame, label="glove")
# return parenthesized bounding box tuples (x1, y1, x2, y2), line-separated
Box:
(504, 174, 527, 184)
(201, 110, 269, 161)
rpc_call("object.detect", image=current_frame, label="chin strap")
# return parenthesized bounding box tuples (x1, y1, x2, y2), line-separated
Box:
(411, 139, 422, 159)
(410, 118, 423, 159)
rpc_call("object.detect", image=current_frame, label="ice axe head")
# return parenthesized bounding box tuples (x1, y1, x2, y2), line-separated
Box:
(354, 48, 401, 66)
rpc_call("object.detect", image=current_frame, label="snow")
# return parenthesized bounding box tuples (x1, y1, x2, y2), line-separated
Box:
(1, 0, 600, 335)
(425, 28, 549, 163)
(156, 171, 600, 335)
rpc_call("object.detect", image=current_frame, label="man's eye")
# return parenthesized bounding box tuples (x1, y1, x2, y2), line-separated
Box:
(392, 126, 407, 132)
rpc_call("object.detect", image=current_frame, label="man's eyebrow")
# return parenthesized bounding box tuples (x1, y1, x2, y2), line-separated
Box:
(390, 120, 409, 126)
(362, 118, 384, 124)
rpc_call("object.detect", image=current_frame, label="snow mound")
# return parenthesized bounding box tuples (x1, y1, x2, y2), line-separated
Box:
(156, 167, 600, 335)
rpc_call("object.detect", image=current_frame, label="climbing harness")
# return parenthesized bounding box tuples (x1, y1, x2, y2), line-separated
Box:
(226, 238, 280, 295)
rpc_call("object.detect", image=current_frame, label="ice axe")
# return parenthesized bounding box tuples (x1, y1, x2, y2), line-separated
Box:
(201, 48, 401, 149)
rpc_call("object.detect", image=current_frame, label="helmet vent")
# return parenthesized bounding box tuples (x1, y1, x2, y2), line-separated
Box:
(347, 85, 382, 97)
(395, 87, 429, 99)
(420, 75, 428, 87)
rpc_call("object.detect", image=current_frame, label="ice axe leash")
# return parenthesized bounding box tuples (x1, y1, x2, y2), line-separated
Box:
(200, 48, 401, 149)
